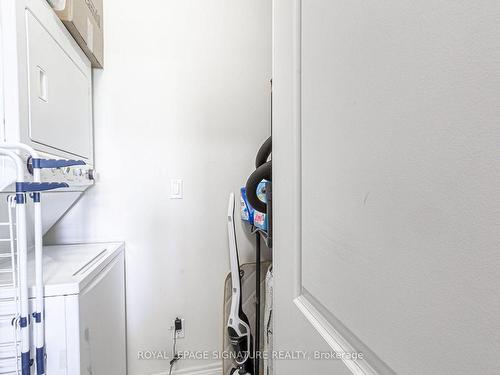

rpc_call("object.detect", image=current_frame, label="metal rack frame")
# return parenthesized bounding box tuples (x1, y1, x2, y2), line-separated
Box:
(0, 195, 21, 375)
(0, 143, 86, 375)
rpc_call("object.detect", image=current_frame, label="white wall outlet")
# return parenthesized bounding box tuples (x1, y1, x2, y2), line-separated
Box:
(170, 179, 183, 199)
(171, 318, 185, 339)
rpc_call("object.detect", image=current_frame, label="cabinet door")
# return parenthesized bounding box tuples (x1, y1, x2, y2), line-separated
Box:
(26, 9, 92, 159)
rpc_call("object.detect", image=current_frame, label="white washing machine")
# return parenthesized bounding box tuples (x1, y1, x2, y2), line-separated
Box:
(0, 242, 127, 375)
(37, 242, 126, 375)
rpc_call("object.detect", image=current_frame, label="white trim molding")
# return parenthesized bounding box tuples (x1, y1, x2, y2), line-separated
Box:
(294, 295, 378, 375)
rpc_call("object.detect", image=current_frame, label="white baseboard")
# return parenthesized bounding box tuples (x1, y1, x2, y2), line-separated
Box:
(154, 362, 222, 375)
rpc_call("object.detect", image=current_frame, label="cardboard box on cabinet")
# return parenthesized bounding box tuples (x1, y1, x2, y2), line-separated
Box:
(48, 0, 104, 68)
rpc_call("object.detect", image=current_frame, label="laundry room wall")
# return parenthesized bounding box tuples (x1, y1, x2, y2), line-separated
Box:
(45, 0, 272, 374)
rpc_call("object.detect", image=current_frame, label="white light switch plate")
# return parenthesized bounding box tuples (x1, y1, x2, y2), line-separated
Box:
(170, 179, 183, 199)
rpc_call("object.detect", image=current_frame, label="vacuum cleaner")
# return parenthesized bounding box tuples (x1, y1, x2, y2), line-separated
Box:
(227, 136, 272, 375)
(227, 193, 254, 375)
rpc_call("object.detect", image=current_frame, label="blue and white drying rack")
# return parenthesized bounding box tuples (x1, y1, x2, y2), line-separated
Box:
(0, 143, 85, 375)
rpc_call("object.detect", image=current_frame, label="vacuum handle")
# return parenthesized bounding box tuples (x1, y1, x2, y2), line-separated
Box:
(255, 136, 272, 168)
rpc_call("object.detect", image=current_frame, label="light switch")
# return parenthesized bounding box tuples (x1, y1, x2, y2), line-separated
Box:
(170, 179, 183, 199)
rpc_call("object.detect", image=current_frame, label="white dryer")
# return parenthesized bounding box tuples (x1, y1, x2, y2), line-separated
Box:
(0, 0, 94, 164)
(0, 0, 96, 249)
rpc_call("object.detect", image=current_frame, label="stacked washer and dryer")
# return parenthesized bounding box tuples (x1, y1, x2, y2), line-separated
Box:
(0, 1, 126, 374)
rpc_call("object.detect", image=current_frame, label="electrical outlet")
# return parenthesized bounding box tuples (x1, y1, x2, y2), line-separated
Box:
(171, 318, 185, 339)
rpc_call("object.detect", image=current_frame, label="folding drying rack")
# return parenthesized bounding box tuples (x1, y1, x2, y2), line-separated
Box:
(0, 143, 85, 375)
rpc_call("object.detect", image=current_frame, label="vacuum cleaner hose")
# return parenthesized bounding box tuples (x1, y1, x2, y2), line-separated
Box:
(255, 136, 272, 168)
(245, 161, 271, 214)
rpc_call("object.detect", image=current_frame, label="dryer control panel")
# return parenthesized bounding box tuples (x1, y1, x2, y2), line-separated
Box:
(26, 157, 95, 187)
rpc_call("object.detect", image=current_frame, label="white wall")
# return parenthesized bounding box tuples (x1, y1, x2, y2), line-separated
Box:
(45, 1, 272, 373)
